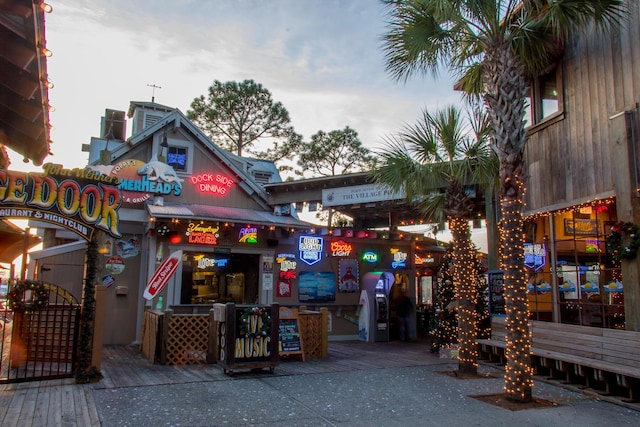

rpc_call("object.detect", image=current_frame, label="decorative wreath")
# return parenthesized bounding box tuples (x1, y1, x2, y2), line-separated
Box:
(6, 280, 50, 312)
(607, 221, 640, 261)
(239, 306, 271, 338)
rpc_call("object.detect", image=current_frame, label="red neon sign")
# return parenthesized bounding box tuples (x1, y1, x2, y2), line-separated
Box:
(330, 240, 353, 256)
(190, 173, 234, 196)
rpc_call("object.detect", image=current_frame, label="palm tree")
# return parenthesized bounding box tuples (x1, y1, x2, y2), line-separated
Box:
(381, 0, 628, 402)
(374, 104, 497, 377)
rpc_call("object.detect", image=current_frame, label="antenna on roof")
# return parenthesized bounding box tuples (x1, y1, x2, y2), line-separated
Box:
(147, 83, 162, 102)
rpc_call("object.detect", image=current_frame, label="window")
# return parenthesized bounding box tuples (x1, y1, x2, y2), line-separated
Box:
(524, 207, 624, 328)
(167, 146, 188, 171)
(524, 65, 563, 128)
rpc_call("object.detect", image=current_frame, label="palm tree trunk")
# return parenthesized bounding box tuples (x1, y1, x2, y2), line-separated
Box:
(449, 217, 478, 376)
(484, 43, 533, 402)
(75, 234, 101, 383)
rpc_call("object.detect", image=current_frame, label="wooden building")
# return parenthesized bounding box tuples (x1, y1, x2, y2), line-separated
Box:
(522, 1, 640, 331)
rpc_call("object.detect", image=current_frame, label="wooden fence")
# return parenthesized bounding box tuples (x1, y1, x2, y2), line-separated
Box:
(140, 305, 328, 365)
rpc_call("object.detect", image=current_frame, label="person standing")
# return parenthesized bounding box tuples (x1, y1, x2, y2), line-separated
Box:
(397, 289, 416, 341)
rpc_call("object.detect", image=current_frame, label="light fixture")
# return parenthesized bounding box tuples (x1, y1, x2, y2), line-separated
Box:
(45, 80, 54, 89)
(104, 126, 115, 152)
(161, 127, 169, 148)
(41, 47, 52, 57)
(40, 2, 53, 13)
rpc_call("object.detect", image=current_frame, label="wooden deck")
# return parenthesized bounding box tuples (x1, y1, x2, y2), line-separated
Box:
(0, 339, 440, 426)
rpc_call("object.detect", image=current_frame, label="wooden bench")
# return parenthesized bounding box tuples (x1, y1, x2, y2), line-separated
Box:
(477, 316, 640, 402)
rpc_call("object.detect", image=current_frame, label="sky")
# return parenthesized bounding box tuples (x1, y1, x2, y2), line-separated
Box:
(9, 0, 462, 173)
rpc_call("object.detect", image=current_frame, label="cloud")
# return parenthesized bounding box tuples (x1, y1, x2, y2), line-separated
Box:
(37, 0, 461, 171)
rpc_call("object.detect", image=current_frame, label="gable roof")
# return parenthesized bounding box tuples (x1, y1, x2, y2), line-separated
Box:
(110, 108, 273, 210)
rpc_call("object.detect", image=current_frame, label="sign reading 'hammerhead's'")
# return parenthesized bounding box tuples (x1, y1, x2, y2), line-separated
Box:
(0, 164, 122, 240)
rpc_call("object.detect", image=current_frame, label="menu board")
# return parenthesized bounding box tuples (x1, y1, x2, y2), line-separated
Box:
(280, 319, 301, 351)
(278, 307, 305, 360)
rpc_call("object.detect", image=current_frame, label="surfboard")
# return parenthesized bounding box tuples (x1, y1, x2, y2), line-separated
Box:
(143, 250, 182, 300)
(358, 289, 370, 342)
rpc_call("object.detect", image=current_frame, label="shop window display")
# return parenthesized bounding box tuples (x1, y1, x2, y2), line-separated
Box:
(524, 206, 625, 329)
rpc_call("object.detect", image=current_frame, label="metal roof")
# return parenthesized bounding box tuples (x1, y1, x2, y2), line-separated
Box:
(147, 202, 313, 228)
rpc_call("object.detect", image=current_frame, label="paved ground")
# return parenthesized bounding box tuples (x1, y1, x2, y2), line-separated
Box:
(93, 364, 640, 427)
(2, 339, 640, 426)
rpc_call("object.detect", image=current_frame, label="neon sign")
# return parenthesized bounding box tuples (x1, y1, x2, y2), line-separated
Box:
(298, 235, 323, 265)
(197, 257, 229, 269)
(0, 164, 122, 240)
(277, 253, 297, 274)
(524, 243, 546, 271)
(185, 222, 219, 245)
(390, 248, 407, 269)
(415, 254, 435, 265)
(330, 240, 353, 257)
(362, 251, 378, 263)
(239, 227, 258, 243)
(190, 173, 234, 196)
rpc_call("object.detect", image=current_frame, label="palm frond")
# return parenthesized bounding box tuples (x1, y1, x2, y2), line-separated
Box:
(381, 0, 458, 82)
(375, 103, 498, 221)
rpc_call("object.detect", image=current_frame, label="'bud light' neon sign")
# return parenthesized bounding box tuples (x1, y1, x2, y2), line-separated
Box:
(298, 235, 323, 265)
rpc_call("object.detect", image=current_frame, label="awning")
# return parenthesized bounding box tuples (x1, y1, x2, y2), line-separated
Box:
(0, 219, 41, 264)
(146, 203, 313, 229)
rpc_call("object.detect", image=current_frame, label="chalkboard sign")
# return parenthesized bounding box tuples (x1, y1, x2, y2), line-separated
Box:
(278, 307, 305, 360)
(488, 270, 506, 316)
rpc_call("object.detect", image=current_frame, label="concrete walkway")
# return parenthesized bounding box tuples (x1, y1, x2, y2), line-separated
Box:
(1, 340, 639, 426)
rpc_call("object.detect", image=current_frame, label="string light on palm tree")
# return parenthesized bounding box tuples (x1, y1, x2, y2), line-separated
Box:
(381, 0, 629, 404)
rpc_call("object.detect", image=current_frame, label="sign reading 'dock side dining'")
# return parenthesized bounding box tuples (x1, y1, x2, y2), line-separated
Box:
(0, 164, 122, 240)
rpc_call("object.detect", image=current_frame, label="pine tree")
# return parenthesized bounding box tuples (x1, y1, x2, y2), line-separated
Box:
(429, 248, 457, 352)
(429, 245, 491, 352)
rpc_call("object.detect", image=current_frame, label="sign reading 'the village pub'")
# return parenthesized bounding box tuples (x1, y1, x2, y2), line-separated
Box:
(0, 164, 122, 240)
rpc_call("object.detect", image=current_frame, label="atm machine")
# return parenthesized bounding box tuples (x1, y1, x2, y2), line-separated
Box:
(359, 272, 395, 342)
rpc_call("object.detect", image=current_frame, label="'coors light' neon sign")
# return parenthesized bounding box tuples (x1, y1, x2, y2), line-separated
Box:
(190, 173, 234, 196)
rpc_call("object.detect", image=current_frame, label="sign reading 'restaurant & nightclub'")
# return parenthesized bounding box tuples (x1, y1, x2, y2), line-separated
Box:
(0, 164, 122, 240)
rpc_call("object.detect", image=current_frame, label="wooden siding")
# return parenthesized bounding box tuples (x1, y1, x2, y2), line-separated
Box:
(37, 249, 86, 301)
(524, 5, 640, 214)
(117, 136, 267, 210)
(170, 142, 267, 209)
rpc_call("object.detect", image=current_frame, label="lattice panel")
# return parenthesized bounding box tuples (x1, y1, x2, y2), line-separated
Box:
(299, 313, 322, 360)
(166, 315, 209, 365)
